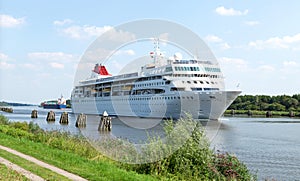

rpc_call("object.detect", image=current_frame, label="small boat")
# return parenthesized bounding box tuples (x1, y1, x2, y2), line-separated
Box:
(42, 96, 67, 109)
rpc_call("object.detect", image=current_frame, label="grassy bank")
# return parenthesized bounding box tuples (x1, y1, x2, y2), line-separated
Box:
(225, 109, 300, 117)
(0, 115, 255, 180)
(0, 164, 30, 181)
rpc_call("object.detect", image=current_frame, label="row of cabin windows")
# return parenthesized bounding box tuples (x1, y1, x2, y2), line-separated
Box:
(173, 74, 220, 78)
(182, 80, 218, 85)
(77, 96, 195, 101)
(204, 67, 221, 72)
(129, 96, 194, 101)
(191, 88, 219, 91)
(135, 82, 164, 87)
(135, 80, 171, 87)
(174, 66, 200, 71)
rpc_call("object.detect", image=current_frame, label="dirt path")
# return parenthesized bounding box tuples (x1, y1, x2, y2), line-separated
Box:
(0, 156, 45, 181)
(0, 145, 87, 181)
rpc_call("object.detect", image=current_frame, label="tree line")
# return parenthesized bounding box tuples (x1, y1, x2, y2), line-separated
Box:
(228, 94, 300, 112)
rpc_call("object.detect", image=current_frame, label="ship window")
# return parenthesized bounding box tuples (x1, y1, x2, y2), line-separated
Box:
(194, 81, 197, 84)
(206, 81, 209, 84)
(178, 96, 180, 99)
(187, 81, 191, 84)
(211, 82, 214, 84)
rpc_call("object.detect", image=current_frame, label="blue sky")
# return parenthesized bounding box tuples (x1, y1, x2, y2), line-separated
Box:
(1, 0, 300, 104)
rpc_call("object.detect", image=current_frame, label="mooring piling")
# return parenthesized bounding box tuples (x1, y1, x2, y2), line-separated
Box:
(75, 113, 87, 127)
(98, 111, 112, 131)
(59, 112, 69, 124)
(0, 107, 13, 113)
(46, 111, 55, 122)
(31, 110, 38, 118)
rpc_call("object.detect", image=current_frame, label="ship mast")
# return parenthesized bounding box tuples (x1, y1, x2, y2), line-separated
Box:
(150, 38, 163, 67)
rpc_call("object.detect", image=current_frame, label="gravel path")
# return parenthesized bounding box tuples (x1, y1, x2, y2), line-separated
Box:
(0, 145, 87, 181)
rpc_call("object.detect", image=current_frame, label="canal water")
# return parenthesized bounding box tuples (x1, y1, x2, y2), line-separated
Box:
(1, 106, 300, 180)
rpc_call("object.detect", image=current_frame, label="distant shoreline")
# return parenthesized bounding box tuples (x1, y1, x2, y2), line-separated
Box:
(224, 109, 300, 118)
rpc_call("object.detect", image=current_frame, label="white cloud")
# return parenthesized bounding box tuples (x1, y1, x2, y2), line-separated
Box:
(280, 60, 300, 75)
(61, 25, 113, 39)
(283, 60, 298, 67)
(22, 63, 37, 69)
(219, 57, 248, 69)
(204, 35, 231, 50)
(249, 33, 300, 49)
(0, 14, 25, 28)
(49, 62, 64, 69)
(28, 52, 78, 62)
(0, 61, 15, 69)
(0, 53, 9, 61)
(114, 49, 135, 56)
(53, 19, 73, 26)
(0, 53, 15, 69)
(258, 65, 275, 72)
(215, 6, 248, 16)
(244, 21, 260, 26)
(220, 43, 231, 50)
(205, 35, 223, 43)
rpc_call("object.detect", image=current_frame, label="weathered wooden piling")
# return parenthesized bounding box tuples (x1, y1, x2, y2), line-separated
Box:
(230, 109, 235, 115)
(247, 110, 253, 116)
(289, 111, 295, 117)
(75, 113, 87, 127)
(31, 110, 38, 118)
(266, 111, 272, 118)
(98, 111, 112, 131)
(46, 111, 55, 122)
(59, 112, 69, 124)
(0, 107, 13, 113)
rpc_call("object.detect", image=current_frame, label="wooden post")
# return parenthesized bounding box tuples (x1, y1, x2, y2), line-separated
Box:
(266, 111, 272, 118)
(247, 110, 252, 116)
(59, 112, 69, 124)
(75, 113, 87, 127)
(98, 111, 112, 131)
(46, 111, 55, 122)
(231, 109, 235, 115)
(31, 110, 38, 118)
(289, 111, 295, 117)
(0, 107, 13, 113)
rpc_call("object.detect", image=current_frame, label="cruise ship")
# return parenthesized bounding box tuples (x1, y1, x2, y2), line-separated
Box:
(71, 42, 241, 120)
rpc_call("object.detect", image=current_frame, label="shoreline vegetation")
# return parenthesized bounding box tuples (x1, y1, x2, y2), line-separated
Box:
(226, 94, 300, 118)
(0, 115, 256, 180)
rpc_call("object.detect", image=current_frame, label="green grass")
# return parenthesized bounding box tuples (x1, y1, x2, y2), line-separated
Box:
(0, 133, 156, 181)
(0, 164, 29, 181)
(0, 149, 70, 181)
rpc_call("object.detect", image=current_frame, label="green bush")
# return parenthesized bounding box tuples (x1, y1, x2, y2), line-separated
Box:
(124, 115, 256, 180)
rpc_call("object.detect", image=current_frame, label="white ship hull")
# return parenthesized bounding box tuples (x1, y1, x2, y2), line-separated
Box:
(72, 90, 240, 120)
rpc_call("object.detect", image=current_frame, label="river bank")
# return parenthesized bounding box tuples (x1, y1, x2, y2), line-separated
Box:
(2, 106, 300, 180)
(225, 109, 300, 118)
(0, 113, 255, 180)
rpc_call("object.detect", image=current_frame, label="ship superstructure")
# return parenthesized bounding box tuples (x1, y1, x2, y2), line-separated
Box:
(71, 41, 240, 120)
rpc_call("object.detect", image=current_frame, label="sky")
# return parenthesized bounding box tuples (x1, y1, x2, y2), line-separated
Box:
(1, 0, 300, 104)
